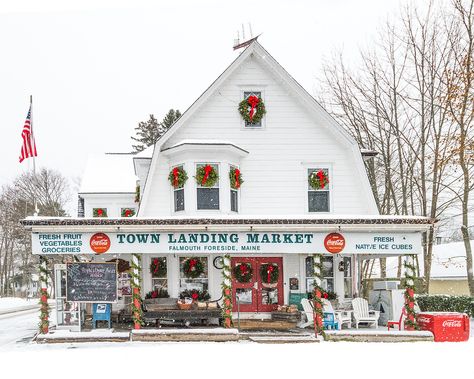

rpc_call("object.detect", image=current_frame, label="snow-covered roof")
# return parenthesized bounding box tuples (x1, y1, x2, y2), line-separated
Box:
(134, 145, 154, 158)
(430, 240, 474, 279)
(161, 139, 249, 155)
(79, 153, 138, 194)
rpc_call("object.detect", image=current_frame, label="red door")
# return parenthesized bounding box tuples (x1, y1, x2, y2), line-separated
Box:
(231, 257, 283, 312)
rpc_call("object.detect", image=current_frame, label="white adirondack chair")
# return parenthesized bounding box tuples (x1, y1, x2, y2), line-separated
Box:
(299, 298, 314, 328)
(323, 299, 352, 330)
(352, 297, 380, 329)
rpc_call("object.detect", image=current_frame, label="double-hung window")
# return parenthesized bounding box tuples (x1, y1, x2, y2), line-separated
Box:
(308, 168, 330, 212)
(196, 164, 219, 210)
(173, 165, 185, 212)
(305, 256, 334, 294)
(243, 91, 263, 128)
(230, 165, 239, 212)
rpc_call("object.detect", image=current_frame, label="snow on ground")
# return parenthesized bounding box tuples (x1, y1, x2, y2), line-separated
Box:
(0, 310, 472, 378)
(0, 297, 37, 311)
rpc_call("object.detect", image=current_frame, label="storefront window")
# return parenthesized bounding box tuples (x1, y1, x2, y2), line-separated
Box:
(343, 256, 353, 298)
(151, 257, 168, 292)
(179, 257, 208, 293)
(305, 256, 334, 294)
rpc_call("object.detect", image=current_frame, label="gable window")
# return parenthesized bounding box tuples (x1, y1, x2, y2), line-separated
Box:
(196, 163, 219, 210)
(173, 165, 185, 212)
(308, 168, 330, 212)
(243, 91, 263, 128)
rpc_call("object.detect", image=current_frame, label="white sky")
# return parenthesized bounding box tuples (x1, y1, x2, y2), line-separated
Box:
(0, 0, 428, 203)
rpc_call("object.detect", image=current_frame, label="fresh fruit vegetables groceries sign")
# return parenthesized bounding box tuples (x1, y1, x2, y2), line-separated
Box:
(32, 231, 421, 255)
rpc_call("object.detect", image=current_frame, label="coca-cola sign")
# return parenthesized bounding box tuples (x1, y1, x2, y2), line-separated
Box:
(324, 233, 345, 254)
(442, 319, 462, 328)
(90, 233, 111, 254)
(417, 317, 431, 324)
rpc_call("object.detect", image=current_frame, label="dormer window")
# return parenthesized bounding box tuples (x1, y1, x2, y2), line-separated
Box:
(196, 163, 219, 210)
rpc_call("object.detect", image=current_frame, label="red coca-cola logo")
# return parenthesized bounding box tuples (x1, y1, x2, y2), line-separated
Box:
(442, 320, 462, 328)
(90, 233, 110, 254)
(417, 317, 431, 324)
(324, 233, 345, 254)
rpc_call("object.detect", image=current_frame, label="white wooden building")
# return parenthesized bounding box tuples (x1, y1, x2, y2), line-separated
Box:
(23, 41, 433, 328)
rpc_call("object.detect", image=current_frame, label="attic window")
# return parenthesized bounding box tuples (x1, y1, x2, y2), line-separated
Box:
(243, 91, 263, 128)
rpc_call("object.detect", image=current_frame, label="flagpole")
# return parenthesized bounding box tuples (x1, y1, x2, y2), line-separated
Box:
(30, 95, 39, 216)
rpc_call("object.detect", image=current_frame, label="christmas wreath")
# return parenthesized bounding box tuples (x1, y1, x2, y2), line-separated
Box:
(238, 95, 266, 124)
(308, 170, 329, 190)
(195, 165, 218, 187)
(150, 257, 167, 277)
(179, 289, 210, 301)
(121, 208, 135, 217)
(183, 257, 205, 278)
(145, 288, 169, 299)
(93, 208, 107, 217)
(229, 167, 243, 189)
(233, 263, 253, 283)
(168, 167, 188, 188)
(260, 263, 279, 284)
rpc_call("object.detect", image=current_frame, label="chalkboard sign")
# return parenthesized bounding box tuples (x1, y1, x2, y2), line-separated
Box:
(66, 262, 117, 303)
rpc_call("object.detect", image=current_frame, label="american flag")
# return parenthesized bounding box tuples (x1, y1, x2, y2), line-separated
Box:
(19, 104, 37, 163)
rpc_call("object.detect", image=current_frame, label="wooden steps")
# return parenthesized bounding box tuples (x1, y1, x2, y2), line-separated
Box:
(236, 319, 297, 330)
(131, 328, 239, 342)
(249, 335, 319, 344)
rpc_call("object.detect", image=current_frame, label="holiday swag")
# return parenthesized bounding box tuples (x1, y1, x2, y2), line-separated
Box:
(308, 170, 329, 190)
(183, 257, 205, 278)
(229, 167, 243, 189)
(238, 95, 266, 124)
(195, 165, 218, 187)
(150, 257, 167, 277)
(169, 167, 188, 188)
(233, 262, 253, 283)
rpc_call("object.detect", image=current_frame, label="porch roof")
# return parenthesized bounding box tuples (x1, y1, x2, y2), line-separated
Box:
(21, 215, 435, 232)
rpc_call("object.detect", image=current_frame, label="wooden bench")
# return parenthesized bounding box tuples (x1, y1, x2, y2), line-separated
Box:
(143, 298, 222, 327)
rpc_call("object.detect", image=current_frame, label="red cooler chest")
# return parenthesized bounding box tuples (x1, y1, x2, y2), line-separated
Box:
(417, 312, 470, 342)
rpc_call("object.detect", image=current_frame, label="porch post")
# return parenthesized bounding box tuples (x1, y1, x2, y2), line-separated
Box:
(222, 254, 233, 328)
(312, 254, 324, 337)
(38, 255, 49, 334)
(130, 253, 143, 329)
(404, 255, 418, 330)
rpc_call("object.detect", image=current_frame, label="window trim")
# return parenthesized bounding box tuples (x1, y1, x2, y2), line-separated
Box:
(195, 162, 220, 211)
(240, 89, 266, 130)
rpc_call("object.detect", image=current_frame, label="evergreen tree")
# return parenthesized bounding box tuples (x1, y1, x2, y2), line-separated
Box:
(131, 109, 181, 153)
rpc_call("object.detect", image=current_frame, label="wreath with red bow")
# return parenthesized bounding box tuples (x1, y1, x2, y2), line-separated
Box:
(233, 263, 253, 283)
(150, 257, 167, 277)
(260, 263, 279, 284)
(183, 257, 205, 278)
(168, 167, 188, 188)
(121, 208, 135, 217)
(195, 165, 219, 187)
(93, 208, 107, 217)
(238, 95, 266, 124)
(308, 170, 329, 190)
(229, 167, 243, 189)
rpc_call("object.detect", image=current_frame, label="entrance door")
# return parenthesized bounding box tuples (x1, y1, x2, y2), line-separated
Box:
(231, 257, 283, 313)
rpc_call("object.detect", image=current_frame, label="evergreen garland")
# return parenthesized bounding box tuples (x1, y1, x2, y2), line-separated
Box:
(229, 167, 243, 189)
(150, 257, 167, 277)
(145, 288, 169, 299)
(312, 254, 325, 337)
(168, 167, 188, 188)
(130, 253, 143, 328)
(404, 257, 419, 330)
(121, 208, 135, 217)
(238, 96, 266, 124)
(38, 256, 49, 334)
(135, 185, 140, 203)
(195, 165, 219, 187)
(179, 289, 211, 301)
(233, 263, 253, 283)
(308, 170, 329, 190)
(260, 263, 279, 284)
(221, 254, 233, 328)
(183, 257, 205, 278)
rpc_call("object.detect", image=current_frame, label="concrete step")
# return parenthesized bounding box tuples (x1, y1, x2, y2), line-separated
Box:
(249, 335, 319, 344)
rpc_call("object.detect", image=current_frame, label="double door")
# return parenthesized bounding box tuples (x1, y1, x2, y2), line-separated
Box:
(231, 257, 283, 312)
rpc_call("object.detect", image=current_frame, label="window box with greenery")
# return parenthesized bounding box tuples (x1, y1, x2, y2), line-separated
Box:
(93, 208, 107, 217)
(195, 164, 219, 210)
(308, 168, 330, 212)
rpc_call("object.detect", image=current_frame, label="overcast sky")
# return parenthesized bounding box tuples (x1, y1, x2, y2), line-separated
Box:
(0, 0, 431, 209)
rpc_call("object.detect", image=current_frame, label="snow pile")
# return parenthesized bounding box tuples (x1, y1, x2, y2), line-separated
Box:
(0, 297, 36, 312)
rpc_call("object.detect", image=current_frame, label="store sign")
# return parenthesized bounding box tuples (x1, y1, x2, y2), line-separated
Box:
(31, 231, 422, 255)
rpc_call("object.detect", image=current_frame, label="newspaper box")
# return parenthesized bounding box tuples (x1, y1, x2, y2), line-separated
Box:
(417, 312, 470, 342)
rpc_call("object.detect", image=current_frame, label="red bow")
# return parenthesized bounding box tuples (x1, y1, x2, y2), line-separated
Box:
(316, 170, 327, 189)
(192, 292, 199, 300)
(201, 165, 213, 186)
(172, 167, 179, 187)
(188, 259, 197, 272)
(125, 209, 132, 217)
(234, 168, 241, 189)
(97, 208, 103, 216)
(247, 96, 260, 121)
(239, 264, 247, 274)
(153, 258, 160, 274)
(267, 265, 274, 283)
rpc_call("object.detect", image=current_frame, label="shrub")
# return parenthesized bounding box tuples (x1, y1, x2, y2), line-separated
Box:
(416, 295, 474, 317)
